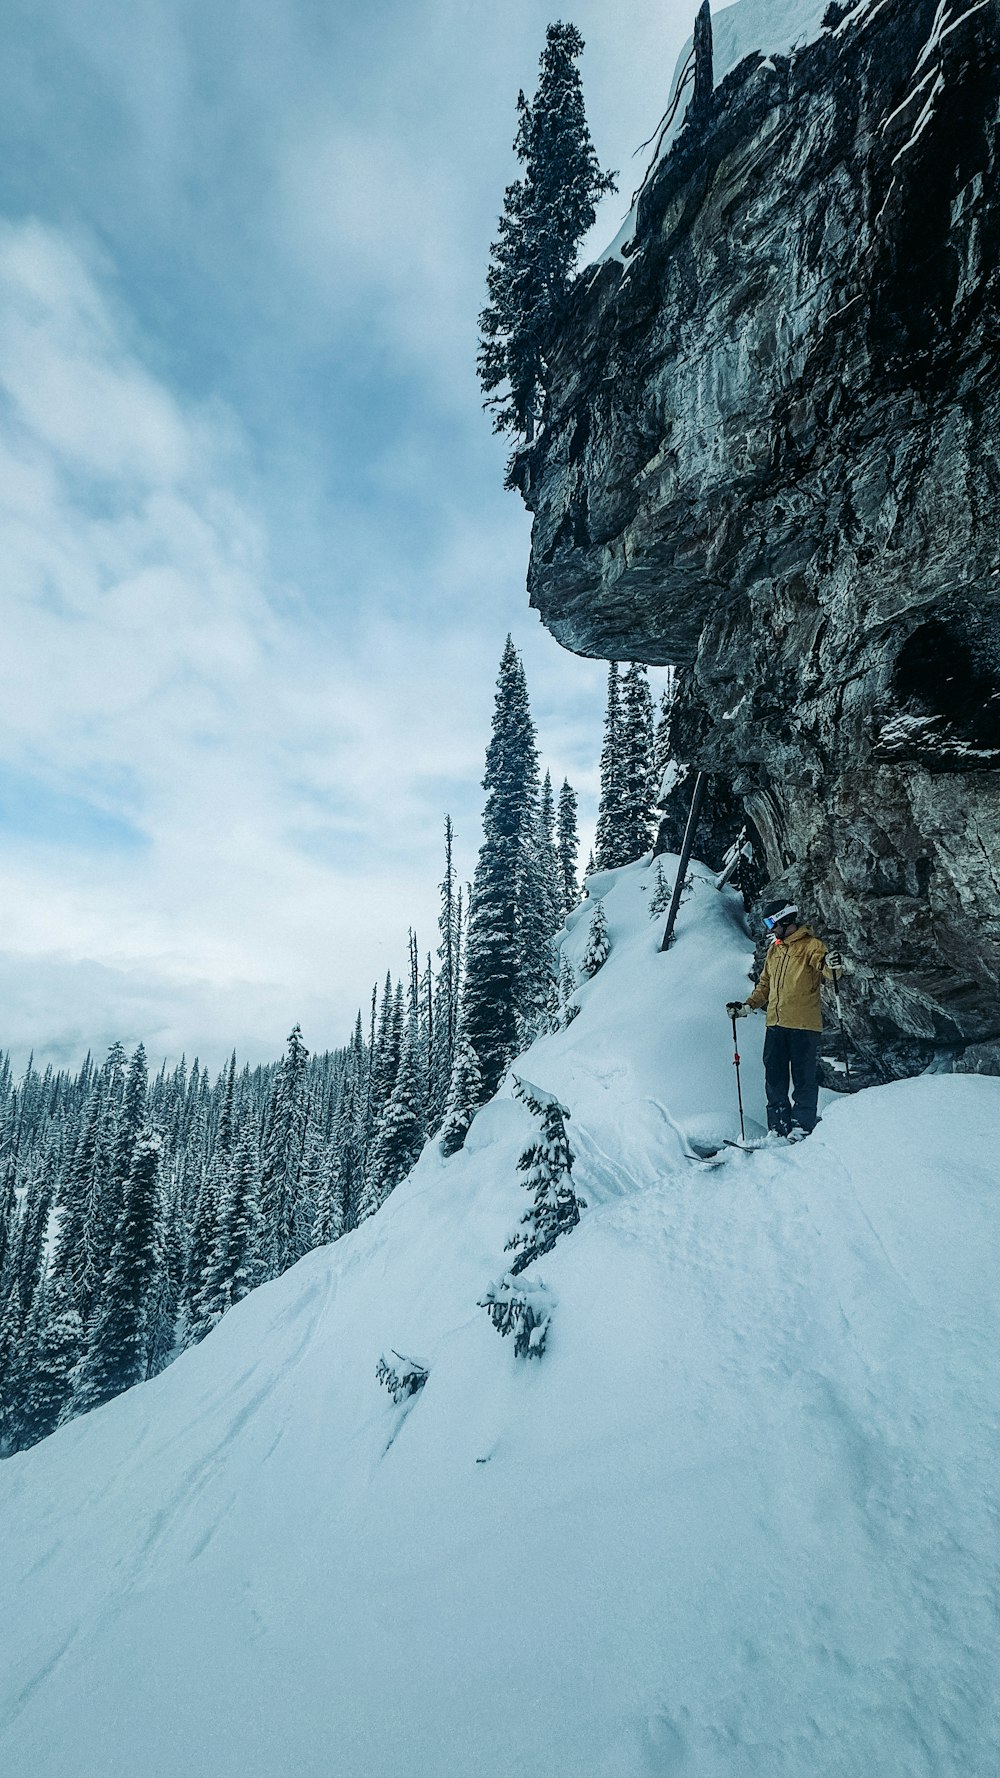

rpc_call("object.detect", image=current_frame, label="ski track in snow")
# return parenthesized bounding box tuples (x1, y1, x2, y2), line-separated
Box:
(1, 858, 998, 1776)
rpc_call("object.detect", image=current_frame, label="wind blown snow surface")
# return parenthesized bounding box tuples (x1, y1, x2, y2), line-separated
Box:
(1, 861, 998, 1776)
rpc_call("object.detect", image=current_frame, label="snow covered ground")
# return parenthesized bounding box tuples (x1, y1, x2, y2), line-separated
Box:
(1, 860, 998, 1777)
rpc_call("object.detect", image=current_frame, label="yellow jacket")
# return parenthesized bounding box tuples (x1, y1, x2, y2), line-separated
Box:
(745, 926, 830, 1031)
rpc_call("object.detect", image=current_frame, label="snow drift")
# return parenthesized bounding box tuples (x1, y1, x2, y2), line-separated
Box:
(1, 859, 998, 1777)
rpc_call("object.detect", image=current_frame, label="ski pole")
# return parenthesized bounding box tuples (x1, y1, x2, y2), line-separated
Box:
(830, 971, 852, 1092)
(730, 1014, 746, 1143)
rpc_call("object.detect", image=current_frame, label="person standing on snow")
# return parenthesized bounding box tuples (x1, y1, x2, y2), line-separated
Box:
(726, 901, 845, 1140)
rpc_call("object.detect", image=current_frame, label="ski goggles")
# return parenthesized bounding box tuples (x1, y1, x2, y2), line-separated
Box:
(763, 904, 798, 931)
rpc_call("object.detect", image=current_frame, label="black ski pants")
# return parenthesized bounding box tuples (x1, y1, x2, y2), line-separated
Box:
(763, 1026, 821, 1134)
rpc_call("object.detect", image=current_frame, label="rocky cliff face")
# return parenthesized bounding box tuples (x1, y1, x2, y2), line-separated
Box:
(516, 0, 1000, 1081)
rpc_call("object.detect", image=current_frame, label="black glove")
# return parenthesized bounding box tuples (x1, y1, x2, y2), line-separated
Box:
(726, 1001, 749, 1019)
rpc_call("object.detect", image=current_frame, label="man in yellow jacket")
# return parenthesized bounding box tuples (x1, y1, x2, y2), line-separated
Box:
(727, 902, 842, 1140)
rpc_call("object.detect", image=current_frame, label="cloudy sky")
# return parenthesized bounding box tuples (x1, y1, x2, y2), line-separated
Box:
(0, 0, 816, 1075)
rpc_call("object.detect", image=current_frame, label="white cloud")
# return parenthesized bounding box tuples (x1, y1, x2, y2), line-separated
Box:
(0, 219, 517, 1070)
(0, 0, 697, 1075)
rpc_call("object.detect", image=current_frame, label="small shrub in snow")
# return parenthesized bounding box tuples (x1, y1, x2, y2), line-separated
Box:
(376, 1350, 429, 1404)
(478, 1274, 553, 1359)
(439, 1032, 484, 1157)
(506, 1077, 586, 1274)
(580, 898, 610, 977)
(648, 859, 672, 919)
(557, 955, 580, 1028)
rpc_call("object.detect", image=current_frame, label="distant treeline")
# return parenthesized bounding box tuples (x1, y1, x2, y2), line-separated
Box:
(0, 641, 669, 1455)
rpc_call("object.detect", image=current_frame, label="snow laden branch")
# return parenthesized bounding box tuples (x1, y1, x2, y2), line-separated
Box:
(478, 1274, 554, 1359)
(375, 1350, 429, 1405)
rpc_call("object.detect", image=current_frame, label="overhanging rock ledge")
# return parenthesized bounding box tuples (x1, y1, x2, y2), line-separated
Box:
(515, 0, 1000, 1080)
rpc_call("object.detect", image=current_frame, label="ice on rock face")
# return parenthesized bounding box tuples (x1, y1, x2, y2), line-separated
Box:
(1, 857, 999, 1778)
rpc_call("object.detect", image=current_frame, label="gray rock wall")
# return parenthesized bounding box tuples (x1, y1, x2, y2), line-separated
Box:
(516, 0, 1000, 1079)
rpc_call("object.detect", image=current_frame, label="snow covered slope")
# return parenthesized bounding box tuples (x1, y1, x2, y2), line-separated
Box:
(1, 861, 998, 1777)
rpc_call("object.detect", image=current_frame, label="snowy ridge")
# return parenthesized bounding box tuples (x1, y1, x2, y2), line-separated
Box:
(598, 0, 831, 263)
(1, 860, 998, 1776)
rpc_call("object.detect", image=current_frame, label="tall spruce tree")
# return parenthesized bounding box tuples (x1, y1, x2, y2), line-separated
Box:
(259, 1025, 309, 1279)
(537, 771, 565, 940)
(619, 661, 656, 863)
(50, 1075, 103, 1315)
(594, 662, 626, 870)
(20, 1279, 83, 1447)
(72, 1129, 164, 1416)
(147, 1175, 184, 1376)
(461, 637, 542, 1097)
(557, 778, 580, 914)
(359, 1012, 427, 1221)
(479, 21, 616, 449)
(0, 1282, 27, 1452)
(518, 774, 562, 1042)
(180, 1153, 218, 1345)
(439, 1029, 485, 1158)
(429, 816, 461, 1130)
(316, 1061, 360, 1237)
(10, 1148, 54, 1325)
(195, 1126, 264, 1333)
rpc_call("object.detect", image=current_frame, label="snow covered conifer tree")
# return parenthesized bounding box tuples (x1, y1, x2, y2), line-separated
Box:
(0, 1155, 16, 1292)
(557, 778, 580, 914)
(146, 1175, 183, 1376)
(619, 662, 656, 863)
(358, 1012, 427, 1221)
(195, 1126, 264, 1334)
(557, 954, 580, 1027)
(212, 1052, 239, 1171)
(321, 1056, 362, 1235)
(10, 1148, 55, 1325)
(20, 1279, 82, 1447)
(0, 1283, 26, 1451)
(311, 1139, 348, 1247)
(370, 974, 397, 1117)
(51, 1073, 107, 1317)
(595, 663, 626, 870)
(292, 1107, 325, 1262)
(648, 858, 672, 919)
(180, 1158, 218, 1344)
(72, 1128, 164, 1416)
(461, 637, 542, 1097)
(580, 897, 611, 977)
(537, 772, 564, 941)
(478, 21, 616, 451)
(429, 816, 461, 1130)
(260, 1024, 309, 1278)
(505, 1078, 585, 1274)
(518, 774, 562, 1040)
(653, 668, 676, 784)
(439, 1028, 484, 1157)
(110, 1044, 148, 1204)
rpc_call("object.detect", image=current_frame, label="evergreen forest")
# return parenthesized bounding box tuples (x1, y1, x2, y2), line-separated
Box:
(0, 642, 669, 1454)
